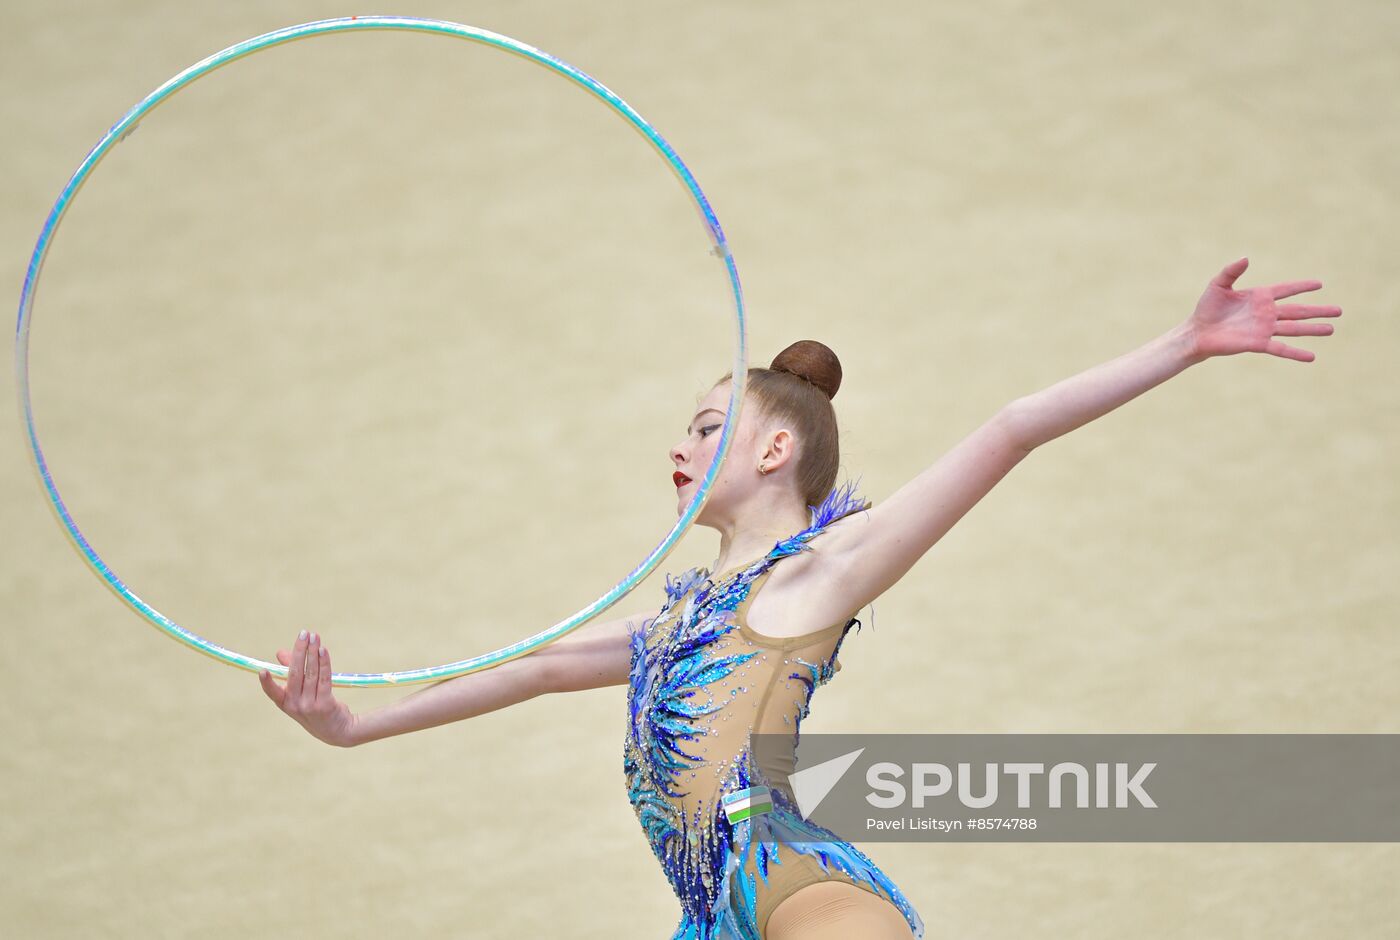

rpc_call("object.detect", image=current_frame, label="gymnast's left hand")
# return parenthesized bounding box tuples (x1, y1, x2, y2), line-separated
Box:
(258, 630, 359, 748)
(1184, 256, 1341, 363)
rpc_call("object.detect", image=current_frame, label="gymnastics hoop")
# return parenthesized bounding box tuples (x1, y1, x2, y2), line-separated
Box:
(14, 16, 748, 687)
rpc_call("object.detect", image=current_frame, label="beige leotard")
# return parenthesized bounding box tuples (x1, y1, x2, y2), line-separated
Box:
(622, 482, 924, 938)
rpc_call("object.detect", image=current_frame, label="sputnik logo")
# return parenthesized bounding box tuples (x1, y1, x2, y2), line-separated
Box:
(788, 747, 866, 818)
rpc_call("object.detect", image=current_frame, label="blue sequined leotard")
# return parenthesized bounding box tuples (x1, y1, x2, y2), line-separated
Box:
(624, 480, 925, 939)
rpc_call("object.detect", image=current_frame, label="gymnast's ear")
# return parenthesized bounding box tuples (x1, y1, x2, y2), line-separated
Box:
(759, 426, 797, 469)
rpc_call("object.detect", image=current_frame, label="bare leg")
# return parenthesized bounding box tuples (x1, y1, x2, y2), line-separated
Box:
(765, 880, 916, 939)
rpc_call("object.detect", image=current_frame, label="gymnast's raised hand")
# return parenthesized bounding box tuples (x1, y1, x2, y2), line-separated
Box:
(258, 630, 359, 748)
(1185, 256, 1341, 362)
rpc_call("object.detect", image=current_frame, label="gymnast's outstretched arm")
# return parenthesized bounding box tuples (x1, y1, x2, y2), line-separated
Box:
(812, 256, 1339, 620)
(258, 607, 654, 747)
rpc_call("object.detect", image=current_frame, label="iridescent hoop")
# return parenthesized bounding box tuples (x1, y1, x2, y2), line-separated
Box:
(14, 16, 748, 687)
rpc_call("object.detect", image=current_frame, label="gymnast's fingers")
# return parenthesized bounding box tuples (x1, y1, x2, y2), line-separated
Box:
(1210, 256, 1249, 290)
(1268, 279, 1323, 300)
(1273, 320, 1334, 337)
(258, 666, 285, 707)
(288, 629, 309, 703)
(1276, 303, 1342, 320)
(302, 633, 321, 704)
(1264, 338, 1316, 363)
(316, 645, 334, 704)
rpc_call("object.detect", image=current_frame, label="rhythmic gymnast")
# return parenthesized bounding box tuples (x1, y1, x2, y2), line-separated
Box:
(259, 256, 1338, 938)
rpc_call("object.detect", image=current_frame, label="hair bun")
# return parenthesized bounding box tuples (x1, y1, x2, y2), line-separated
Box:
(770, 340, 842, 401)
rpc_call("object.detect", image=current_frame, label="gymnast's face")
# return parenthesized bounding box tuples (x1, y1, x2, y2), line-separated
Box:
(669, 381, 752, 521)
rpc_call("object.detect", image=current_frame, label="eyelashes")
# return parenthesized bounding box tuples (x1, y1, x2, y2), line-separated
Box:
(699, 424, 720, 438)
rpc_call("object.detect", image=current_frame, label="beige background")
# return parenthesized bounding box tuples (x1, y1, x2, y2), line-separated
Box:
(2, 1, 1397, 936)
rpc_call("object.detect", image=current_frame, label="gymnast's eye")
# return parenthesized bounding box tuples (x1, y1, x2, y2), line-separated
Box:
(700, 424, 720, 437)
